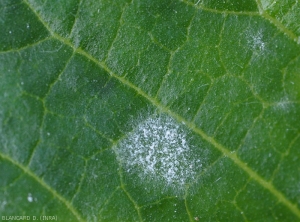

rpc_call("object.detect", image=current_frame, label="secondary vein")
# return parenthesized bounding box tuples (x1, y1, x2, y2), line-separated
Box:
(0, 153, 85, 222)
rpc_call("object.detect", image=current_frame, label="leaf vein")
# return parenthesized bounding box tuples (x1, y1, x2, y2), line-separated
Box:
(42, 51, 75, 100)
(104, 2, 130, 62)
(0, 153, 85, 222)
(0, 37, 52, 54)
(68, 0, 82, 38)
(256, 0, 299, 42)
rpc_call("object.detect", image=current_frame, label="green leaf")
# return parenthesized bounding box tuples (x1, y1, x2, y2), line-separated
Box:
(1, 0, 300, 221)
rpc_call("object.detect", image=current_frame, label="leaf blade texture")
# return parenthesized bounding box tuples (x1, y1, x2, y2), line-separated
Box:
(1, 0, 300, 221)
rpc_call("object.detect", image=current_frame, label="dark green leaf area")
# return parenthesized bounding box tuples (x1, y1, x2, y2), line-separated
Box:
(71, 150, 120, 221)
(106, 24, 151, 77)
(45, 52, 151, 140)
(32, 142, 85, 200)
(158, 71, 211, 122)
(126, 43, 171, 97)
(285, 55, 300, 100)
(0, 0, 49, 51)
(116, 0, 196, 51)
(45, 53, 110, 117)
(187, 157, 249, 221)
(193, 77, 262, 146)
(0, 95, 43, 164)
(69, 0, 130, 61)
(149, 0, 195, 51)
(97, 189, 140, 222)
(262, 0, 300, 36)
(28, 114, 116, 201)
(0, 158, 22, 188)
(239, 105, 300, 181)
(141, 198, 190, 222)
(0, 159, 78, 222)
(85, 79, 151, 140)
(236, 181, 299, 222)
(273, 135, 300, 207)
(19, 39, 73, 98)
(187, 0, 258, 12)
(27, 0, 80, 37)
(0, 52, 22, 110)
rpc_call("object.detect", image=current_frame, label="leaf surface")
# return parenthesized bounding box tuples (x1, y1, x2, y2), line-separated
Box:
(1, 0, 300, 221)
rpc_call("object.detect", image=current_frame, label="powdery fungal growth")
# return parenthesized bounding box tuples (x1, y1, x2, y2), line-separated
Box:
(246, 29, 267, 53)
(115, 114, 201, 191)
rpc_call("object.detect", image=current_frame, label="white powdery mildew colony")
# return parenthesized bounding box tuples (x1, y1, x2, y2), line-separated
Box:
(115, 114, 201, 192)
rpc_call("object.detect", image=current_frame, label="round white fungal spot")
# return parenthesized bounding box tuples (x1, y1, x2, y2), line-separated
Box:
(27, 193, 33, 202)
(115, 114, 201, 193)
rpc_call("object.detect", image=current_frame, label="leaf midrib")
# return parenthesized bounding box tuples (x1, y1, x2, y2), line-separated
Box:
(18, 0, 300, 219)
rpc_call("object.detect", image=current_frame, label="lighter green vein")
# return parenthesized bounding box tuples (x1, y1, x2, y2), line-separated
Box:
(1, 173, 25, 191)
(254, 0, 265, 14)
(0, 153, 85, 222)
(98, 186, 120, 213)
(183, 0, 299, 43)
(68, 0, 82, 38)
(22, 0, 300, 218)
(0, 37, 51, 54)
(121, 186, 143, 222)
(71, 159, 87, 203)
(140, 196, 176, 209)
(42, 52, 74, 100)
(255, 0, 298, 43)
(83, 117, 114, 143)
(261, 12, 299, 43)
(184, 190, 194, 222)
(118, 168, 143, 222)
